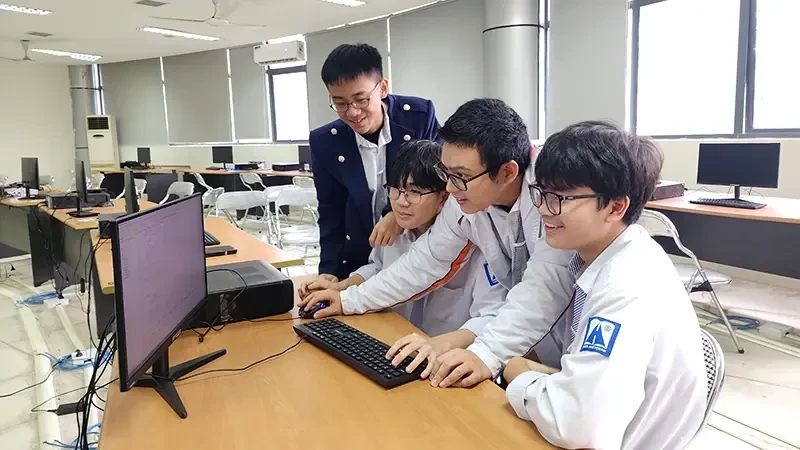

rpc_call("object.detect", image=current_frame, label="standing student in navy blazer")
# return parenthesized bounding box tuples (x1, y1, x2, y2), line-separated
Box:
(304, 43, 440, 285)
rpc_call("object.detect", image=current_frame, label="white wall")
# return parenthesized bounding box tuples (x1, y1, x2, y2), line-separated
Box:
(547, 0, 628, 134)
(657, 139, 800, 199)
(119, 144, 299, 169)
(0, 61, 75, 189)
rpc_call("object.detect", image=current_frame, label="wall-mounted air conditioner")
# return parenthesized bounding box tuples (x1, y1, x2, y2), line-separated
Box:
(86, 115, 119, 166)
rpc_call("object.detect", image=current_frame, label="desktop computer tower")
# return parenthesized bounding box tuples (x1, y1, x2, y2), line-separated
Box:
(186, 260, 294, 329)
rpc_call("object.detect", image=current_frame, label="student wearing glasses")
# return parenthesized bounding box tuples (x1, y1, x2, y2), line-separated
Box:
(305, 43, 440, 288)
(301, 141, 507, 372)
(299, 98, 575, 386)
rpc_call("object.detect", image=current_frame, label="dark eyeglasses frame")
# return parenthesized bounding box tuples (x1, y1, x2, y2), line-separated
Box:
(530, 184, 605, 216)
(328, 81, 381, 113)
(385, 185, 441, 204)
(434, 162, 494, 192)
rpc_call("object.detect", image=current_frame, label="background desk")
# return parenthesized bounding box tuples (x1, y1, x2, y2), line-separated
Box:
(98, 310, 553, 450)
(646, 193, 800, 278)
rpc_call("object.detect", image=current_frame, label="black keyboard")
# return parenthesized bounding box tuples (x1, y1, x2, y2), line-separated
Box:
(294, 318, 426, 389)
(690, 197, 766, 210)
(203, 230, 221, 246)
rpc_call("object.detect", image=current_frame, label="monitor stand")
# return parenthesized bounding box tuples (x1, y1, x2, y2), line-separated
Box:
(67, 196, 99, 218)
(727, 185, 764, 207)
(134, 347, 226, 418)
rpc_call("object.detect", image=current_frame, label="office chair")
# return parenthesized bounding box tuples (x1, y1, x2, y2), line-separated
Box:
(90, 173, 105, 189)
(192, 173, 225, 217)
(0, 174, 7, 186)
(215, 191, 272, 235)
(116, 178, 147, 200)
(639, 209, 744, 353)
(39, 175, 55, 189)
(693, 329, 726, 442)
(159, 181, 195, 204)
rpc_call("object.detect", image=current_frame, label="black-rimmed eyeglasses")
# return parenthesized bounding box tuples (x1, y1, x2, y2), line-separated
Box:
(530, 185, 605, 215)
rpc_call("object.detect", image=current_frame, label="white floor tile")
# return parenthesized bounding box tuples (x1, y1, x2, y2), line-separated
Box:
(0, 315, 25, 348)
(0, 422, 37, 450)
(0, 376, 35, 433)
(0, 340, 33, 382)
(689, 426, 760, 449)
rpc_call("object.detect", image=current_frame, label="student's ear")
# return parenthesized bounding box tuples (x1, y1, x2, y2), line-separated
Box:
(497, 160, 520, 184)
(436, 192, 449, 211)
(379, 78, 389, 99)
(606, 196, 630, 223)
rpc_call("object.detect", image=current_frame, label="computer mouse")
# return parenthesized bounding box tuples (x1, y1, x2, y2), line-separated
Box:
(299, 301, 330, 319)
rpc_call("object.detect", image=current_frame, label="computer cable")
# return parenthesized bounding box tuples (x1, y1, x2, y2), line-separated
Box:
(172, 338, 304, 383)
(0, 363, 58, 399)
(74, 325, 116, 450)
(30, 377, 118, 414)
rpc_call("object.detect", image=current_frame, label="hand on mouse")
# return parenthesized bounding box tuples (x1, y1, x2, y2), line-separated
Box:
(297, 289, 343, 319)
(298, 274, 339, 299)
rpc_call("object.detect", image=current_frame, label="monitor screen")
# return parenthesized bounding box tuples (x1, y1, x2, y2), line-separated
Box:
(21, 157, 39, 188)
(298, 145, 311, 165)
(75, 159, 88, 202)
(697, 143, 780, 189)
(212, 146, 234, 164)
(137, 147, 151, 164)
(113, 194, 207, 389)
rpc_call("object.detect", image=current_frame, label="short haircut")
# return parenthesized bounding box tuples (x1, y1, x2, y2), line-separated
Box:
(388, 140, 447, 192)
(534, 120, 663, 224)
(437, 98, 531, 176)
(321, 43, 383, 87)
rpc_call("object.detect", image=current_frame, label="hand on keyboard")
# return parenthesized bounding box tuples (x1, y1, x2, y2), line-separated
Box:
(298, 288, 343, 319)
(386, 333, 457, 379)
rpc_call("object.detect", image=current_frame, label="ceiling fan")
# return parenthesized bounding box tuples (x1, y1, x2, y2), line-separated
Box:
(0, 40, 34, 62)
(150, 0, 269, 28)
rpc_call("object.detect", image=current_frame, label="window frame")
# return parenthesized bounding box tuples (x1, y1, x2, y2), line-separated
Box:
(629, 0, 800, 138)
(267, 64, 310, 144)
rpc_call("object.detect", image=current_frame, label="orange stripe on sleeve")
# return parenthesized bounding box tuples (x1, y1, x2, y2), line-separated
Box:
(407, 240, 474, 302)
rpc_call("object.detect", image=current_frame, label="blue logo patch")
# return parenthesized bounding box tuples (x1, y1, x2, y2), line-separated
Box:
(580, 317, 621, 358)
(483, 263, 499, 286)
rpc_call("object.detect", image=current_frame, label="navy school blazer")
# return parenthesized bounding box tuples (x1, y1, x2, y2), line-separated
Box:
(309, 94, 440, 280)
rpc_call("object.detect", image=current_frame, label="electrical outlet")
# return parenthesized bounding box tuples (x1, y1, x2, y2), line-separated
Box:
(70, 348, 98, 366)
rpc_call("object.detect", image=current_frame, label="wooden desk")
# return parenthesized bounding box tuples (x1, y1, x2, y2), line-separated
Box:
(91, 217, 304, 294)
(647, 193, 800, 225)
(646, 193, 800, 278)
(40, 199, 157, 231)
(98, 310, 552, 450)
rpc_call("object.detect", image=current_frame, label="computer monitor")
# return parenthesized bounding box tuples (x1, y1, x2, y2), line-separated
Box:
(20, 157, 43, 200)
(137, 147, 151, 165)
(298, 145, 311, 171)
(68, 160, 98, 218)
(212, 146, 233, 169)
(123, 168, 140, 215)
(112, 193, 225, 418)
(697, 142, 780, 199)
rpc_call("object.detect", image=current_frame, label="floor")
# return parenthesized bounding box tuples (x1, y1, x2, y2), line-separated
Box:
(1, 230, 799, 449)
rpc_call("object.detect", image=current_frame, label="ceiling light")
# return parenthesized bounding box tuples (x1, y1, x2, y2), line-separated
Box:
(138, 27, 220, 41)
(327, 24, 346, 30)
(321, 0, 365, 6)
(0, 3, 52, 15)
(349, 14, 388, 25)
(30, 48, 102, 62)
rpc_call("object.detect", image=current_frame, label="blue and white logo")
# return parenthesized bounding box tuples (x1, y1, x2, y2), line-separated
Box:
(580, 316, 621, 358)
(483, 263, 499, 286)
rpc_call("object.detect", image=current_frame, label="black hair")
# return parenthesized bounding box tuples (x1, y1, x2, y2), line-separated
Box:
(321, 43, 383, 86)
(437, 98, 531, 177)
(388, 140, 446, 192)
(534, 120, 663, 224)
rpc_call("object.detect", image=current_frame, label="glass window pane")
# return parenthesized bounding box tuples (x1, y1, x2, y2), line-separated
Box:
(752, 0, 800, 129)
(636, 0, 739, 135)
(272, 71, 310, 141)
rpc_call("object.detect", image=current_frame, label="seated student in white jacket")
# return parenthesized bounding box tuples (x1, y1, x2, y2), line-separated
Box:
(502, 121, 707, 450)
(299, 140, 507, 375)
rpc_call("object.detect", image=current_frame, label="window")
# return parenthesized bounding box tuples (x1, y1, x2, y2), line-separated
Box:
(630, 0, 800, 137)
(268, 66, 310, 142)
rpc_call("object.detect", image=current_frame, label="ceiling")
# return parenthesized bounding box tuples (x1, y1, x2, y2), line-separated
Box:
(0, 0, 438, 64)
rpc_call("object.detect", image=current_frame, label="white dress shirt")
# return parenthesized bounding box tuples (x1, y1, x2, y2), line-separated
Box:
(351, 228, 507, 337)
(506, 224, 707, 450)
(354, 106, 392, 225)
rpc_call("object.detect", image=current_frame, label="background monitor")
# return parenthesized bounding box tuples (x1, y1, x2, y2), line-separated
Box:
(112, 194, 224, 418)
(298, 145, 311, 170)
(137, 147, 151, 164)
(68, 160, 98, 217)
(697, 143, 780, 190)
(212, 146, 234, 165)
(123, 168, 140, 214)
(20, 157, 42, 199)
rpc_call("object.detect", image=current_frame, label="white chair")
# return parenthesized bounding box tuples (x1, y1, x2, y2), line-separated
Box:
(39, 175, 55, 188)
(193, 173, 225, 217)
(0, 174, 7, 186)
(292, 176, 315, 189)
(116, 178, 147, 200)
(215, 191, 271, 234)
(274, 187, 319, 254)
(90, 173, 105, 189)
(693, 329, 726, 441)
(240, 172, 267, 191)
(158, 181, 195, 204)
(638, 209, 744, 353)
